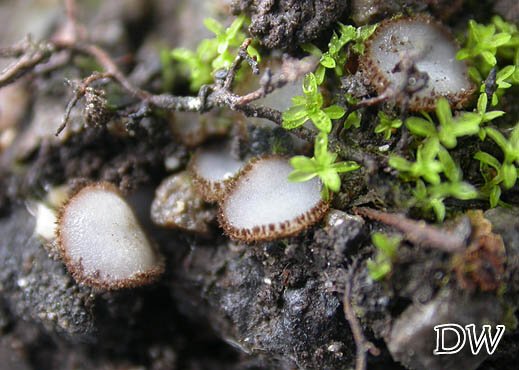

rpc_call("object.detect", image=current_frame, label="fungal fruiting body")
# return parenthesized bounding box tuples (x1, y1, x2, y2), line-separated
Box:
(31, 185, 69, 249)
(151, 171, 215, 235)
(361, 15, 475, 110)
(57, 182, 164, 289)
(219, 156, 329, 242)
(34, 202, 59, 242)
(189, 143, 246, 202)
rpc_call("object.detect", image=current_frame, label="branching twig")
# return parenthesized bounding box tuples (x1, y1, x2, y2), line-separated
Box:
(236, 55, 318, 105)
(223, 38, 257, 90)
(0, 38, 54, 88)
(0, 2, 326, 151)
(68, 43, 150, 100)
(355, 207, 467, 253)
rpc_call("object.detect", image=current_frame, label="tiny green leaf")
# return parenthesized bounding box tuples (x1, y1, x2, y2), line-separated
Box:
(320, 169, 341, 192)
(344, 111, 362, 129)
(290, 156, 318, 172)
(309, 110, 332, 133)
(367, 259, 392, 281)
(320, 54, 336, 68)
(288, 170, 318, 182)
(332, 161, 361, 173)
(301, 43, 323, 57)
(475, 151, 501, 169)
(490, 185, 502, 207)
(438, 146, 461, 182)
(203, 18, 224, 35)
(323, 105, 346, 119)
(502, 163, 517, 188)
(405, 117, 436, 137)
(389, 156, 412, 171)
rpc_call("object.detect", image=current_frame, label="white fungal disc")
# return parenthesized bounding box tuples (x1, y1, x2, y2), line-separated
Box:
(218, 156, 329, 242)
(189, 143, 246, 202)
(361, 15, 475, 110)
(57, 182, 164, 289)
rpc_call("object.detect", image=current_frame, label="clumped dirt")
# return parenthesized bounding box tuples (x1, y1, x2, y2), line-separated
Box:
(231, 0, 349, 49)
(0, 1, 518, 370)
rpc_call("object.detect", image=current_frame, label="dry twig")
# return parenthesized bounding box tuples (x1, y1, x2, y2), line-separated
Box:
(0, 0, 333, 152)
(343, 260, 379, 370)
(355, 207, 467, 253)
(0, 37, 54, 88)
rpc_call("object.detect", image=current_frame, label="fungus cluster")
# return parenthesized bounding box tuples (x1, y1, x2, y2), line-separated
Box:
(151, 151, 329, 242)
(360, 15, 475, 110)
(57, 182, 164, 289)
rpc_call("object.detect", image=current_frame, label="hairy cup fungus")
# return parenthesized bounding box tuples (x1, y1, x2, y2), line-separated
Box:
(360, 15, 475, 110)
(57, 182, 164, 289)
(189, 143, 246, 202)
(151, 171, 215, 235)
(218, 156, 329, 242)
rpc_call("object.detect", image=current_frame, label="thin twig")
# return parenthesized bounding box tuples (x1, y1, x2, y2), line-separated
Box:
(344, 260, 379, 370)
(354, 207, 467, 253)
(0, 40, 54, 88)
(0, 36, 33, 58)
(236, 55, 317, 106)
(223, 38, 256, 90)
(70, 43, 150, 100)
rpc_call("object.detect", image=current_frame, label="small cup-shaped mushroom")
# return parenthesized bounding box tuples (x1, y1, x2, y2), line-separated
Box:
(360, 15, 475, 110)
(57, 182, 164, 289)
(218, 156, 329, 242)
(189, 142, 246, 202)
(151, 171, 215, 235)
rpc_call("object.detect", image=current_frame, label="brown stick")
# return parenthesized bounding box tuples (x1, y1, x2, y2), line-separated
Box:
(355, 207, 467, 253)
(0, 39, 54, 88)
(343, 261, 380, 370)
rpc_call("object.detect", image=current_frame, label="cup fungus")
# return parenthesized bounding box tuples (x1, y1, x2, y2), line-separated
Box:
(151, 171, 215, 235)
(57, 182, 164, 289)
(29, 185, 69, 251)
(360, 15, 475, 110)
(218, 156, 329, 242)
(189, 143, 246, 202)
